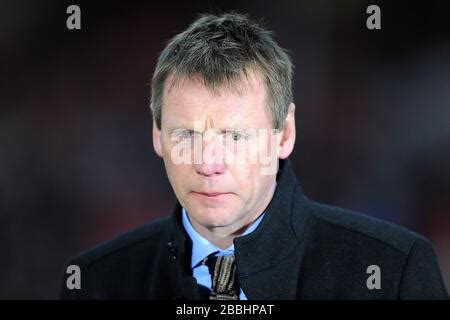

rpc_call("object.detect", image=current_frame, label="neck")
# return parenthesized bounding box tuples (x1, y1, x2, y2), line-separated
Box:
(192, 219, 256, 249)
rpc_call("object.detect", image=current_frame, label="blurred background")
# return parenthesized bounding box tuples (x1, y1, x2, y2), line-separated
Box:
(1, 0, 449, 298)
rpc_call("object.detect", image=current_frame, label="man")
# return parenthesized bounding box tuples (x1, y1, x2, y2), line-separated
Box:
(60, 13, 448, 300)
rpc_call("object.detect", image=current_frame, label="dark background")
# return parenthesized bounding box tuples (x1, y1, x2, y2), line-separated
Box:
(1, 0, 449, 298)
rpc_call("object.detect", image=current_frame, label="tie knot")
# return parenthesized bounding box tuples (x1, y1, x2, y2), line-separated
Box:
(205, 255, 238, 300)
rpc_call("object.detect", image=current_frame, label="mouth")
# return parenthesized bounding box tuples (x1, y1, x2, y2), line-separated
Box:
(191, 191, 233, 200)
(194, 191, 231, 197)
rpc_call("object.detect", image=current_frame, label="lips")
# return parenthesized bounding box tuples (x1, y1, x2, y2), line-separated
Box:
(194, 191, 231, 197)
(190, 191, 234, 204)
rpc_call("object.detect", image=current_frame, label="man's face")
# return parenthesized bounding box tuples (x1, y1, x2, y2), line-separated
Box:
(153, 72, 294, 235)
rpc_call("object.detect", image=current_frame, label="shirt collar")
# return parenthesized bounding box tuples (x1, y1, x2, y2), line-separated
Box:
(182, 207, 266, 268)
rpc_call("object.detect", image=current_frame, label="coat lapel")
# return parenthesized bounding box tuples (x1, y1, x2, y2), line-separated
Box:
(234, 160, 311, 299)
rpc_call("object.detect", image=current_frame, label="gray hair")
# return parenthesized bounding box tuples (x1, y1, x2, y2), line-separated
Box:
(150, 12, 293, 129)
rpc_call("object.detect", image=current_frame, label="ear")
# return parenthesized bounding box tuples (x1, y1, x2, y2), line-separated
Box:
(278, 103, 296, 159)
(152, 120, 163, 158)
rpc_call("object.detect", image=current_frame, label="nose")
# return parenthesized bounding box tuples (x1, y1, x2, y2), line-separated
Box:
(194, 134, 225, 177)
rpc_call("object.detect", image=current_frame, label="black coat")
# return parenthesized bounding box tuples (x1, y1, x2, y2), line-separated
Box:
(60, 160, 448, 299)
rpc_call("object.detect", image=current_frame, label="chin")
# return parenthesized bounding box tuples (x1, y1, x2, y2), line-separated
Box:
(189, 205, 239, 228)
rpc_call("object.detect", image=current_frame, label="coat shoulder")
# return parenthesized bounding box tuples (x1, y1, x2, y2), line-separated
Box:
(304, 200, 426, 255)
(67, 216, 171, 268)
(289, 199, 448, 299)
(60, 216, 174, 299)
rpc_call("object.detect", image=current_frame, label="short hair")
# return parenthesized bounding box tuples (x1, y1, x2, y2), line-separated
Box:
(150, 12, 294, 130)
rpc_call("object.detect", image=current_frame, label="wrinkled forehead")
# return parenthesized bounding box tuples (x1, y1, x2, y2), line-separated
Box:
(161, 69, 271, 129)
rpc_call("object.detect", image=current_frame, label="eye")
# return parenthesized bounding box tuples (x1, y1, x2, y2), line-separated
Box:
(171, 129, 199, 141)
(231, 132, 242, 141)
(226, 130, 246, 142)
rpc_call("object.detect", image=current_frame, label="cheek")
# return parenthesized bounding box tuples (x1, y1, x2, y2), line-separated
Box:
(230, 165, 255, 195)
(163, 159, 191, 191)
(167, 162, 189, 178)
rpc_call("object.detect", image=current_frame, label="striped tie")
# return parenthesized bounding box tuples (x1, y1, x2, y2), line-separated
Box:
(205, 255, 238, 300)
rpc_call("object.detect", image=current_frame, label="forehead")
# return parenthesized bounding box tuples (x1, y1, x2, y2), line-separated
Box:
(161, 71, 271, 129)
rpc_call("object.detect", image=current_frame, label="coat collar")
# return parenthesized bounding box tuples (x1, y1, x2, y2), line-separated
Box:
(234, 159, 302, 274)
(234, 159, 311, 299)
